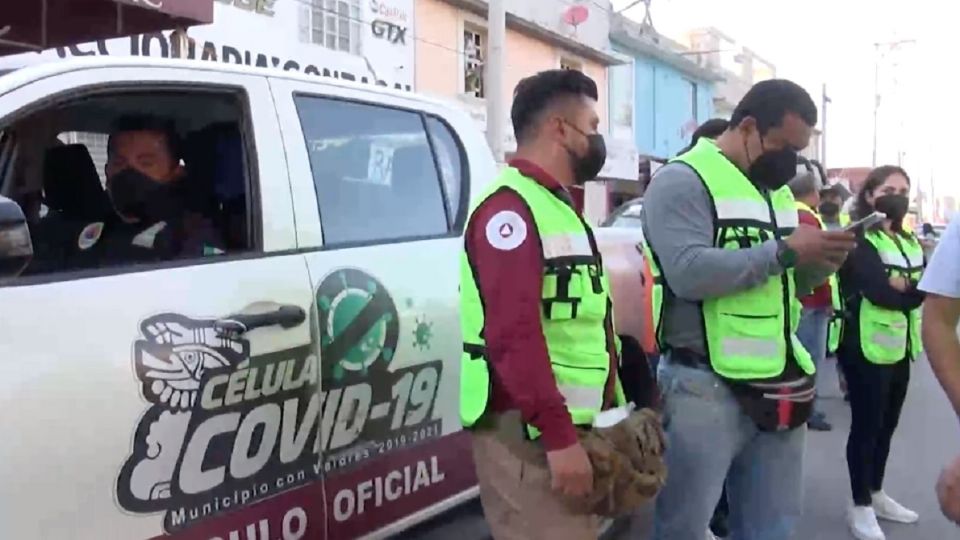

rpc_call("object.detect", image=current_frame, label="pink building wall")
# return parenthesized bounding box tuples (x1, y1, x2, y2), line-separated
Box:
(415, 0, 609, 130)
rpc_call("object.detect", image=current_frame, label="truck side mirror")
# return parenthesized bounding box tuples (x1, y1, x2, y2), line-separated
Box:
(0, 195, 33, 280)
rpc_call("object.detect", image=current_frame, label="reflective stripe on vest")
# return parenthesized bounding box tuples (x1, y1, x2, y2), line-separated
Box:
(858, 230, 924, 364)
(715, 198, 799, 229)
(796, 201, 844, 352)
(542, 232, 594, 259)
(643, 138, 814, 380)
(459, 167, 625, 431)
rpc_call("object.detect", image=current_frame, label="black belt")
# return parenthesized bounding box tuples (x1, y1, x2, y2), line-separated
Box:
(669, 348, 711, 370)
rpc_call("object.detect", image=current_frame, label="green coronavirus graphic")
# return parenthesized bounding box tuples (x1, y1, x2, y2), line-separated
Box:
(318, 272, 395, 381)
(413, 316, 433, 351)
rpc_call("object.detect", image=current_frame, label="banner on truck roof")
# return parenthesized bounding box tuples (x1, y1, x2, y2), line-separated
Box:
(0, 0, 415, 92)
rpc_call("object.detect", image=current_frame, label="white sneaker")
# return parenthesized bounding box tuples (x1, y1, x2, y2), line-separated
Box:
(871, 491, 919, 523)
(847, 505, 886, 540)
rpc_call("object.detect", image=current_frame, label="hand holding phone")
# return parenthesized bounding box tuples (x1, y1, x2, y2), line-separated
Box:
(844, 211, 886, 232)
(785, 224, 857, 267)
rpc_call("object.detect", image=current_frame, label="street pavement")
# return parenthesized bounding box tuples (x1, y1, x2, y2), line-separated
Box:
(794, 356, 959, 540)
(403, 356, 959, 540)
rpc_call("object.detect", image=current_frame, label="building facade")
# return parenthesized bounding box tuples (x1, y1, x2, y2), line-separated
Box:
(685, 27, 775, 120)
(0, 0, 417, 91)
(585, 14, 722, 218)
(611, 16, 720, 161)
(414, 0, 638, 209)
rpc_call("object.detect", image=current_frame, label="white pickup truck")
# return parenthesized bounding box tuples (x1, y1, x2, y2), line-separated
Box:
(0, 57, 650, 540)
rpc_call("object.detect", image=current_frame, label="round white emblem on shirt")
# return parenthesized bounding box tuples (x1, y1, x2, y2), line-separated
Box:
(77, 222, 104, 251)
(485, 210, 527, 251)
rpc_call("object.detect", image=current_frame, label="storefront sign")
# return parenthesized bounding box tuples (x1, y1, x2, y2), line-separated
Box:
(371, 20, 407, 44)
(0, 0, 415, 91)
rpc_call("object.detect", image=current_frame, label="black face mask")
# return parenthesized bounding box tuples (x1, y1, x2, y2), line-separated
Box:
(107, 168, 183, 223)
(564, 122, 607, 185)
(749, 149, 798, 191)
(818, 201, 840, 217)
(874, 194, 909, 228)
(745, 135, 797, 190)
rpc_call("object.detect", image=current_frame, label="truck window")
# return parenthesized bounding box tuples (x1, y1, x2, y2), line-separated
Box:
(424, 115, 468, 228)
(7, 90, 257, 280)
(295, 96, 453, 247)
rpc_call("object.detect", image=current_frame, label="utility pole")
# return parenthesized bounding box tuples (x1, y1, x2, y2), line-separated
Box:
(872, 38, 915, 168)
(821, 83, 830, 168)
(486, 0, 506, 162)
(872, 43, 879, 167)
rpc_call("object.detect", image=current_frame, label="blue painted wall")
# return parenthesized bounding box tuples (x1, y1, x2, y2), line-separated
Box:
(617, 44, 715, 159)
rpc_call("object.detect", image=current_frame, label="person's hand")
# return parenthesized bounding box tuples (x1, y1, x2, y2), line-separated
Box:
(546, 442, 593, 498)
(889, 276, 910, 292)
(937, 455, 960, 524)
(785, 225, 857, 267)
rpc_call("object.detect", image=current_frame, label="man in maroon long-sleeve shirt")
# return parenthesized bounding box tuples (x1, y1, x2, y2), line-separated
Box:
(467, 159, 620, 449)
(789, 159, 835, 431)
(462, 69, 619, 540)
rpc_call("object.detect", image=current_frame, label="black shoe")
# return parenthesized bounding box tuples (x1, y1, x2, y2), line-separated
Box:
(808, 414, 833, 431)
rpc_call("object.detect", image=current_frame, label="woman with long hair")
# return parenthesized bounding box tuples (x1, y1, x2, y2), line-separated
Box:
(838, 165, 925, 540)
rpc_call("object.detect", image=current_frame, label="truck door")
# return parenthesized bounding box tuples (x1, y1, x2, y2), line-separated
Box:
(270, 77, 484, 538)
(0, 66, 322, 540)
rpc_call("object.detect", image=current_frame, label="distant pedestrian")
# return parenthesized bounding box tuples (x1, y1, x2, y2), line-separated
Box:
(818, 182, 852, 400)
(788, 157, 835, 432)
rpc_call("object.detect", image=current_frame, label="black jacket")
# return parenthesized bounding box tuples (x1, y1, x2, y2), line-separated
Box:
(837, 229, 925, 362)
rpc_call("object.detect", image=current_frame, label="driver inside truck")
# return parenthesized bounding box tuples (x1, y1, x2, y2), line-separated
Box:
(72, 115, 225, 269)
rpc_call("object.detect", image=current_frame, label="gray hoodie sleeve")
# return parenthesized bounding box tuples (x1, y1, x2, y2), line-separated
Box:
(641, 163, 783, 300)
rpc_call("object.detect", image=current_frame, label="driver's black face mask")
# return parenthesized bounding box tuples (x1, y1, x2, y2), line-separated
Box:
(107, 168, 183, 223)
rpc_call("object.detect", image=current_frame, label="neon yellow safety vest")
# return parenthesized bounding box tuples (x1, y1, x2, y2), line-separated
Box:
(858, 230, 924, 364)
(459, 167, 625, 433)
(642, 139, 815, 380)
(839, 213, 851, 227)
(795, 201, 843, 353)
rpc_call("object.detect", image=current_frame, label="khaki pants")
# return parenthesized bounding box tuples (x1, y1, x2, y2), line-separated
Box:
(471, 427, 599, 540)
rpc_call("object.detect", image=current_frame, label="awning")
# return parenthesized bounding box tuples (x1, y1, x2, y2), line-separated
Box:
(0, 0, 214, 57)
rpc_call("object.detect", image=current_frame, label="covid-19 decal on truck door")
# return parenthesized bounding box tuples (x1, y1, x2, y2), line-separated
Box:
(115, 313, 321, 532)
(314, 268, 444, 475)
(116, 268, 471, 539)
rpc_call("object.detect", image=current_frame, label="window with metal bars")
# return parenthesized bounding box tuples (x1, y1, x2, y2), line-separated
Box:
(463, 28, 485, 98)
(309, 0, 362, 55)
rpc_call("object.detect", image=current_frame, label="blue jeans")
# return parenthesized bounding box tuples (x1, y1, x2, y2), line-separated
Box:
(797, 307, 830, 413)
(653, 360, 806, 540)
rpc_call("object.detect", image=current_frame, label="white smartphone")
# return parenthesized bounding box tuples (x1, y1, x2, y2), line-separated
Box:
(844, 211, 886, 232)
